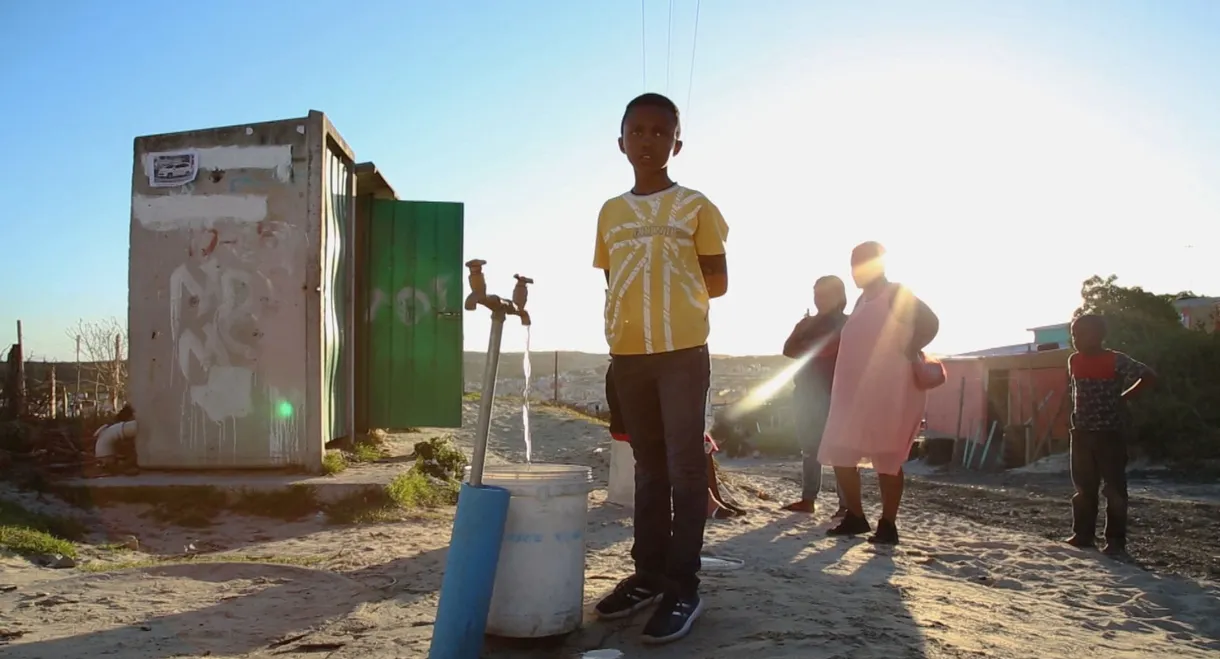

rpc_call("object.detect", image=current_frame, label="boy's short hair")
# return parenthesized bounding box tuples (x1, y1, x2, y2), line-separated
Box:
(621, 93, 681, 137)
(1072, 313, 1107, 336)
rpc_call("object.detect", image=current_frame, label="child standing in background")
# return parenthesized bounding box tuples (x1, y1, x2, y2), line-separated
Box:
(1065, 314, 1156, 556)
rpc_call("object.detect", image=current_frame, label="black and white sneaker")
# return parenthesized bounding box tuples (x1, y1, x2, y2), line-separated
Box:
(594, 575, 661, 620)
(641, 592, 704, 645)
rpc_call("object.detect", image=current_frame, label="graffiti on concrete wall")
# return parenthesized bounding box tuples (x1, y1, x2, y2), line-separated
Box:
(169, 255, 259, 423)
(367, 275, 451, 326)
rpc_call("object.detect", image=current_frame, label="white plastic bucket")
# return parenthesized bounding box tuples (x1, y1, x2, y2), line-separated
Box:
(607, 441, 634, 508)
(465, 463, 594, 638)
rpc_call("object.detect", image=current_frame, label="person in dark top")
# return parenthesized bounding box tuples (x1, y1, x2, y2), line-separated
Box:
(1065, 313, 1156, 556)
(780, 275, 850, 515)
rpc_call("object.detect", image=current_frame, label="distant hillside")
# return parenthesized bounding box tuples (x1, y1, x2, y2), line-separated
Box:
(464, 351, 607, 381)
(464, 350, 790, 381)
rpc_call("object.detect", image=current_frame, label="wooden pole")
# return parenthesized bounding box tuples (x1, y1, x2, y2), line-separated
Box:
(14, 320, 25, 417)
(74, 336, 81, 414)
(1024, 425, 1032, 466)
(1034, 393, 1070, 460)
(50, 366, 57, 418)
(112, 332, 122, 411)
(1014, 371, 1022, 427)
(950, 376, 967, 466)
(953, 376, 966, 439)
(553, 350, 559, 403)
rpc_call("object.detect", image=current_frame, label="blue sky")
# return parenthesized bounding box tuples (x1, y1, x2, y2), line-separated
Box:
(2, 0, 1218, 360)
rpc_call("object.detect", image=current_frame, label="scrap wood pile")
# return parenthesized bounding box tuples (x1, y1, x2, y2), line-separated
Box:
(0, 408, 126, 476)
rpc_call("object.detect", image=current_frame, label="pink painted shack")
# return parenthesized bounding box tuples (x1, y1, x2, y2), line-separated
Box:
(924, 348, 1072, 468)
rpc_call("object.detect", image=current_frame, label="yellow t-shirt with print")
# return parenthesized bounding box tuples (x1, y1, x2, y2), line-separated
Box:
(592, 185, 729, 356)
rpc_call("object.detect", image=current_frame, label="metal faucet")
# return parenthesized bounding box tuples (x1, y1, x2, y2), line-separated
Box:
(512, 275, 533, 326)
(463, 259, 532, 325)
(463, 259, 487, 311)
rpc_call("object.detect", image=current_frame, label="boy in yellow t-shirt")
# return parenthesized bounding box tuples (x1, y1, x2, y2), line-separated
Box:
(591, 92, 729, 646)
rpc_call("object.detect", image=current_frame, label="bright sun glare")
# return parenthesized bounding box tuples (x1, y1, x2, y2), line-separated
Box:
(683, 50, 1215, 358)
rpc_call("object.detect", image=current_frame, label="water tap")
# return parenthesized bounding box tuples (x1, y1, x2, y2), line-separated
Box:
(464, 259, 488, 311)
(513, 274, 534, 326)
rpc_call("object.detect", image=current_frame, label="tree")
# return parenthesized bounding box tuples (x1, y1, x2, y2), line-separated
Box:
(1074, 276, 1220, 461)
(65, 317, 128, 413)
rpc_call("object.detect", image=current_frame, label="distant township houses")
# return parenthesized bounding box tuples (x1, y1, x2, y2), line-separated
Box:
(922, 295, 1220, 467)
(1174, 296, 1220, 333)
(955, 296, 1220, 359)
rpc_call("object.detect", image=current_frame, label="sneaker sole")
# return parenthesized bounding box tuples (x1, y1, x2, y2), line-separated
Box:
(640, 598, 705, 645)
(595, 594, 660, 621)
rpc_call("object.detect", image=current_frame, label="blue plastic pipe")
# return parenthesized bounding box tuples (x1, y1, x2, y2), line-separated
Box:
(976, 421, 999, 470)
(428, 482, 511, 659)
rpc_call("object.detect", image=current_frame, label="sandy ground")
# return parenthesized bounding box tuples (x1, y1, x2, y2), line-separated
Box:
(1, 400, 1218, 658)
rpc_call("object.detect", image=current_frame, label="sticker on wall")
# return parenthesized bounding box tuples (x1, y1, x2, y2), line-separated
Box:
(148, 150, 199, 188)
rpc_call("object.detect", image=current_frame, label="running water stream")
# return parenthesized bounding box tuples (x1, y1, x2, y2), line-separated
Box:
(521, 326, 532, 463)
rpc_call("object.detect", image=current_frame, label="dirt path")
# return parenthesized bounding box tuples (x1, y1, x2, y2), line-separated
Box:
(1, 402, 1218, 658)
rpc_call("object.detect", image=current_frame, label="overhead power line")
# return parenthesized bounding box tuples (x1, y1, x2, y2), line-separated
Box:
(685, 0, 702, 125)
(666, 0, 675, 93)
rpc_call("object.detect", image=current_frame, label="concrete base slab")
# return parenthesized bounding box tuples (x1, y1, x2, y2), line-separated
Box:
(57, 467, 402, 504)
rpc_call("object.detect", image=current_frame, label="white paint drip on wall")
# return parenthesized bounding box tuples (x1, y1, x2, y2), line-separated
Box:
(267, 385, 301, 464)
(134, 194, 268, 230)
(141, 145, 293, 184)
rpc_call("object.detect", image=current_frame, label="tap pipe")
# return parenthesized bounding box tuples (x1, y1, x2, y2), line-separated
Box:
(469, 307, 506, 488)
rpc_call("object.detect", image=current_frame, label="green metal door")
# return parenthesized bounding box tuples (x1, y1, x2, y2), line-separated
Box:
(359, 200, 464, 429)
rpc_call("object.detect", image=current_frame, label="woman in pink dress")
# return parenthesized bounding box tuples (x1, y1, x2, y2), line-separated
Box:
(817, 242, 939, 545)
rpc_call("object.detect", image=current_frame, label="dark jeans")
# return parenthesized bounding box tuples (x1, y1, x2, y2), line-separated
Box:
(1070, 430, 1129, 543)
(612, 344, 711, 596)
